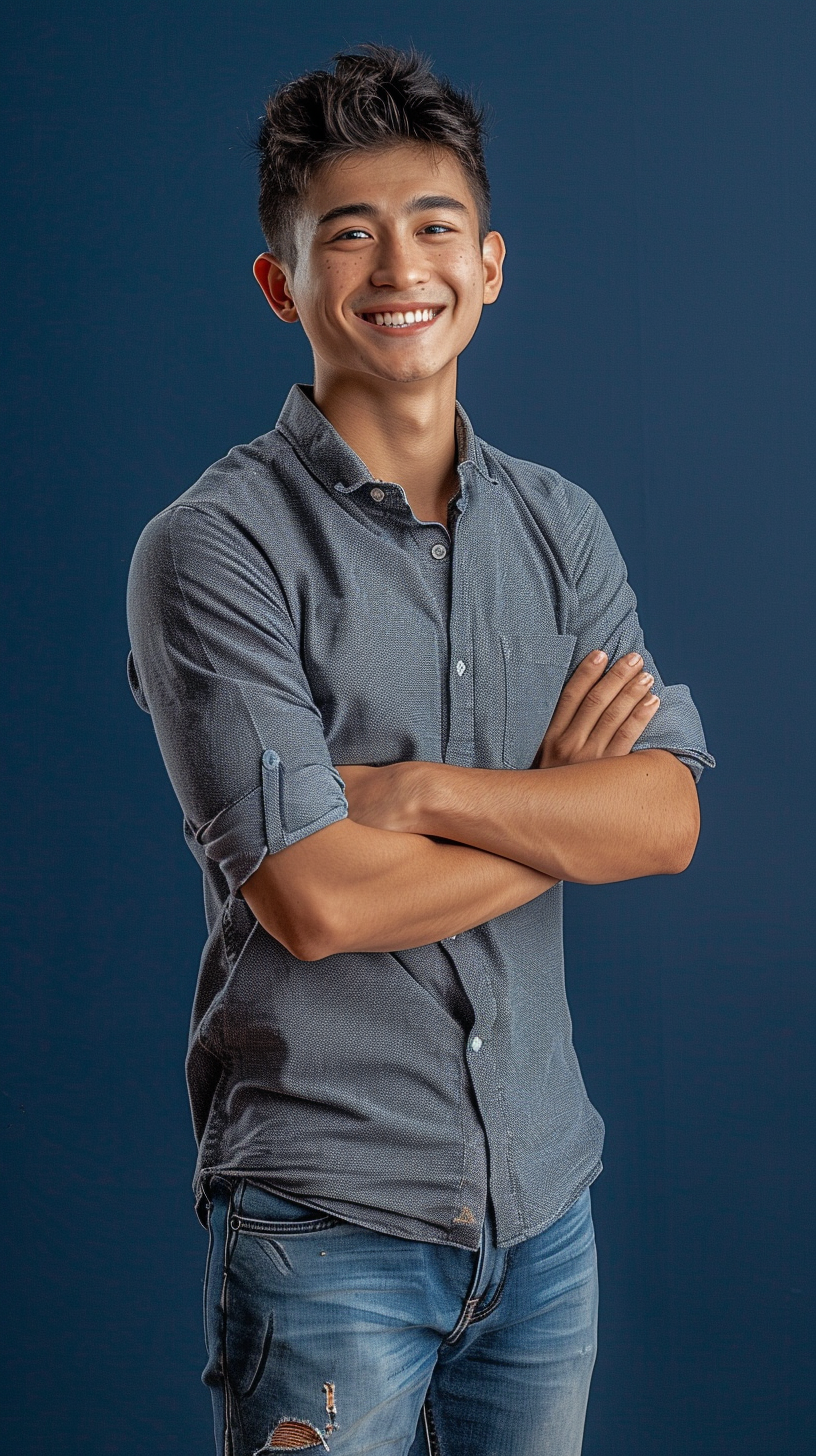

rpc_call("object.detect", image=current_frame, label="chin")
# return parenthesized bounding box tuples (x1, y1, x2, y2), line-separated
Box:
(370, 355, 450, 385)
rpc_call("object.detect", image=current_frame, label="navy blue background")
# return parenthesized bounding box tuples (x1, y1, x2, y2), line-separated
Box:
(2, 2, 814, 1451)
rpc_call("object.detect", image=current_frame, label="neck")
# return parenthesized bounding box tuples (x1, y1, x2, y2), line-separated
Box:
(312, 361, 459, 526)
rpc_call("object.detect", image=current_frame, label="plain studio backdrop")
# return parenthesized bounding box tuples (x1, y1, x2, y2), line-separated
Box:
(1, 2, 814, 1452)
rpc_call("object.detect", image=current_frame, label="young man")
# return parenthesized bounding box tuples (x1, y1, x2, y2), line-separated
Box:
(127, 45, 713, 1456)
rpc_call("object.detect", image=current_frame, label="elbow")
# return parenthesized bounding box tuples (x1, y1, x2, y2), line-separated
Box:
(241, 873, 345, 961)
(270, 898, 347, 962)
(664, 837, 697, 876)
(284, 921, 340, 962)
(663, 786, 701, 875)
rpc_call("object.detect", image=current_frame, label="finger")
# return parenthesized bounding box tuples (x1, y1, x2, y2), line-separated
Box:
(565, 652, 647, 748)
(602, 692, 661, 756)
(544, 650, 609, 738)
(581, 666, 656, 753)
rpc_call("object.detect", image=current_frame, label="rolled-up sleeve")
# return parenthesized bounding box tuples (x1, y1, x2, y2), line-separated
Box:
(126, 504, 348, 895)
(565, 482, 715, 780)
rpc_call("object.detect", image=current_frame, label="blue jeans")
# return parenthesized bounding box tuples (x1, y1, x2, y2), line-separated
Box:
(203, 1179, 598, 1456)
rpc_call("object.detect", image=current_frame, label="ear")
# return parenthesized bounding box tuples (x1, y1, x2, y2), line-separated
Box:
(481, 231, 506, 306)
(253, 253, 299, 322)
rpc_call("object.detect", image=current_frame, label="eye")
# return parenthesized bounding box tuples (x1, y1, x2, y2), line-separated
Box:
(333, 228, 372, 241)
(421, 224, 454, 235)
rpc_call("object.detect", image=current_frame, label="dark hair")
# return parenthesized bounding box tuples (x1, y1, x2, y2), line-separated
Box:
(255, 44, 490, 264)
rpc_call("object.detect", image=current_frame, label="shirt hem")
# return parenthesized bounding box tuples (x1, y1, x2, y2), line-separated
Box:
(193, 1159, 604, 1251)
(195, 1167, 483, 1249)
(494, 1157, 604, 1250)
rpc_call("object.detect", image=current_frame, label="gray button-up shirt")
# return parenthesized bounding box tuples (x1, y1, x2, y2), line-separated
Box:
(126, 384, 713, 1249)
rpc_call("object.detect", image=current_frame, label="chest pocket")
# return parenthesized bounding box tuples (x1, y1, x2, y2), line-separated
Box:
(501, 632, 577, 768)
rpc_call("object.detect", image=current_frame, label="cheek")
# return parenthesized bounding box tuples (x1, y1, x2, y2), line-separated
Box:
(298, 260, 355, 316)
(296, 288, 344, 345)
(323, 255, 360, 285)
(321, 267, 363, 322)
(451, 264, 485, 323)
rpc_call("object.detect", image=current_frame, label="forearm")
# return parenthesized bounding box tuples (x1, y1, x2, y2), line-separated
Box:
(241, 817, 555, 959)
(412, 749, 699, 883)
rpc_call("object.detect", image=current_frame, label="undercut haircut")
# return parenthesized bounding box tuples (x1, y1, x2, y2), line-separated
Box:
(255, 44, 490, 266)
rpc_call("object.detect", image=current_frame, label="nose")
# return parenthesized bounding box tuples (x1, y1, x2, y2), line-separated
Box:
(369, 231, 431, 291)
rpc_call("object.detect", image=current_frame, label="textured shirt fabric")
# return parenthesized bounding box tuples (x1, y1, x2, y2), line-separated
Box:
(126, 384, 714, 1250)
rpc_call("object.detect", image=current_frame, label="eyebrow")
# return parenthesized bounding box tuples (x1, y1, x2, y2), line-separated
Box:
(316, 194, 469, 227)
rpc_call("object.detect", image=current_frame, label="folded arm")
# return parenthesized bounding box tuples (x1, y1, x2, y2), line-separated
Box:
(390, 749, 697, 883)
(337, 650, 700, 885)
(240, 819, 555, 960)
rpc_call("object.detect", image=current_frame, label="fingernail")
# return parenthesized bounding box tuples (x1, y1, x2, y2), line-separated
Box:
(628, 654, 642, 667)
(639, 672, 654, 686)
(648, 694, 659, 706)
(592, 651, 607, 665)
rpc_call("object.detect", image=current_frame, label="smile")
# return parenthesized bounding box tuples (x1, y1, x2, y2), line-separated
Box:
(355, 307, 444, 330)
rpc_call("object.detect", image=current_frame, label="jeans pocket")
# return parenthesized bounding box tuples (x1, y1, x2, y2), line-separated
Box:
(232, 1185, 342, 1236)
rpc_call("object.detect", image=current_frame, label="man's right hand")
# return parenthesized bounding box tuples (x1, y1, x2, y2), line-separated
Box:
(534, 650, 660, 769)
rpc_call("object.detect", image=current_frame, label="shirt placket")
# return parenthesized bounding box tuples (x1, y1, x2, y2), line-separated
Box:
(436, 466, 522, 1240)
(365, 480, 459, 762)
(444, 469, 475, 768)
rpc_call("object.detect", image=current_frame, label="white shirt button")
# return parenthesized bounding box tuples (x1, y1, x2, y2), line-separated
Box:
(369, 487, 385, 502)
(470, 1036, 483, 1052)
(456, 660, 466, 676)
(431, 542, 448, 560)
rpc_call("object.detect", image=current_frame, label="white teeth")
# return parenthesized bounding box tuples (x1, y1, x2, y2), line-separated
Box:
(362, 306, 440, 327)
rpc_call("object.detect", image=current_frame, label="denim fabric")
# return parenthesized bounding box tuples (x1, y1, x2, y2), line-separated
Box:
(126, 384, 714, 1250)
(203, 1179, 598, 1456)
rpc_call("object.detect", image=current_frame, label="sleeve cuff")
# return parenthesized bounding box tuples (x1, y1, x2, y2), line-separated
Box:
(261, 748, 349, 855)
(631, 683, 715, 783)
(193, 750, 349, 896)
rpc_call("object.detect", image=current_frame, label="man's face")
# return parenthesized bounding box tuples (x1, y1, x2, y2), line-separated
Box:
(255, 143, 505, 385)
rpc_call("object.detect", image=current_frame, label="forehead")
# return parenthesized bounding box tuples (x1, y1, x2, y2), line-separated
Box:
(301, 143, 477, 224)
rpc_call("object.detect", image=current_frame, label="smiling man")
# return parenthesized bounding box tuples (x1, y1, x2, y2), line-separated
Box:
(126, 45, 713, 1456)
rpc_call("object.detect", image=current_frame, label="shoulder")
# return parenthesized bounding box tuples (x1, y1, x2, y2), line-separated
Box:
(178, 427, 292, 514)
(477, 439, 609, 554)
(140, 426, 292, 529)
(128, 427, 300, 581)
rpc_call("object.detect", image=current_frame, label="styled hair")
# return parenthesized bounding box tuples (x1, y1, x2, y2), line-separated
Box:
(255, 44, 490, 264)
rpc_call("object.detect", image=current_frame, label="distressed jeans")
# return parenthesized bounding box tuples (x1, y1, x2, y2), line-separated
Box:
(202, 1179, 598, 1456)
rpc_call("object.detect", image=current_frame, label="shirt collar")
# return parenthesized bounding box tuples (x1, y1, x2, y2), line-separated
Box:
(274, 384, 497, 507)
